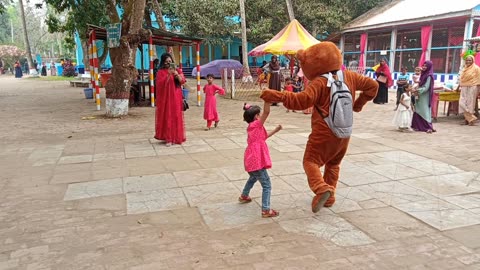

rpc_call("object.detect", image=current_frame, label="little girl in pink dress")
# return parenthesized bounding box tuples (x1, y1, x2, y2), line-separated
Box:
(238, 102, 282, 218)
(203, 74, 226, 130)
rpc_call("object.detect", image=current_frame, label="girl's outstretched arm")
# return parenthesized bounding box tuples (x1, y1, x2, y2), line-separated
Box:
(267, 125, 282, 138)
(259, 101, 271, 125)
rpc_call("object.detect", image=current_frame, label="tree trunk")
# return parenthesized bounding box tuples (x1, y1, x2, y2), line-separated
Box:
(18, 0, 35, 75)
(104, 0, 148, 117)
(239, 0, 251, 78)
(285, 0, 295, 21)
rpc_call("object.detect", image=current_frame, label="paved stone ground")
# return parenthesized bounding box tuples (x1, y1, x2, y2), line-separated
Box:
(1, 75, 480, 269)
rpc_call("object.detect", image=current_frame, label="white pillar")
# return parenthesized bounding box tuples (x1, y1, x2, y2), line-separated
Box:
(426, 24, 433, 61)
(208, 44, 212, 62)
(390, 28, 397, 70)
(339, 35, 345, 52)
(231, 69, 236, 99)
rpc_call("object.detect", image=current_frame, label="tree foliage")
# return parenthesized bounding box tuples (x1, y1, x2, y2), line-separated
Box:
(44, 0, 110, 46)
(0, 44, 25, 67)
(161, 0, 240, 44)
(293, 0, 384, 38)
(158, 0, 383, 46)
(245, 0, 289, 44)
(0, 0, 10, 14)
(0, 5, 12, 43)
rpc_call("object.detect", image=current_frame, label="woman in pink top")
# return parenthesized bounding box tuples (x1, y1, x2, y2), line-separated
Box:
(203, 74, 226, 130)
(238, 102, 282, 218)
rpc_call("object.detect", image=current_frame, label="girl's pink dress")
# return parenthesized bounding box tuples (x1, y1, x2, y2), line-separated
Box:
(244, 120, 272, 172)
(284, 84, 293, 92)
(203, 84, 225, 121)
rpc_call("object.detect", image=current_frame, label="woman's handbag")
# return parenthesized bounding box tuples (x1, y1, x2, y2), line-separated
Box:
(182, 99, 189, 111)
(377, 75, 387, 84)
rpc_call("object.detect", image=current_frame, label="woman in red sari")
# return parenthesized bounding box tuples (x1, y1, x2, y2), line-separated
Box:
(154, 53, 186, 146)
(373, 58, 393, 104)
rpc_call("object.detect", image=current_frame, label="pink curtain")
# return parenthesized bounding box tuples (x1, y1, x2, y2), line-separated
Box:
(419, 26, 432, 66)
(475, 26, 480, 65)
(358, 33, 367, 72)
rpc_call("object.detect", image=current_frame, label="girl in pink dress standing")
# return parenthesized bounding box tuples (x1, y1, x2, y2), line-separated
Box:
(203, 74, 226, 130)
(238, 102, 282, 218)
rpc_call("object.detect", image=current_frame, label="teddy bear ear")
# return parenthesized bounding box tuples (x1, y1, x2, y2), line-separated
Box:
(296, 50, 305, 63)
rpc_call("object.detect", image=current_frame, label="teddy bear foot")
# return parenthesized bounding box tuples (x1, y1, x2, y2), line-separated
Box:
(311, 192, 331, 213)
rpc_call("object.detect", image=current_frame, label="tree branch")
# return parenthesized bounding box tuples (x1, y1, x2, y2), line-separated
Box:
(106, 0, 120, 23)
(150, 0, 166, 30)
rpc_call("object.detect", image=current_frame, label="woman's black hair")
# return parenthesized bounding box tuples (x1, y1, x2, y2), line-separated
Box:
(243, 103, 261, 123)
(160, 53, 174, 68)
(159, 52, 181, 86)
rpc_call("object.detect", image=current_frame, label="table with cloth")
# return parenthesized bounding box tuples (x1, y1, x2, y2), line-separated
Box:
(432, 87, 480, 120)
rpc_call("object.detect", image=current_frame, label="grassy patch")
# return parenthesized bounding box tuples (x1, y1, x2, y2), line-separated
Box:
(24, 76, 75, 81)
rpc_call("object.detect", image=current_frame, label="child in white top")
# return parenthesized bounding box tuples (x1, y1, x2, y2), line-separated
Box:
(412, 66, 421, 88)
(411, 66, 422, 110)
(392, 84, 414, 131)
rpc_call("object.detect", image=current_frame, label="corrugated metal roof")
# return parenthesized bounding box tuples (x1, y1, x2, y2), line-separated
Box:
(343, 0, 480, 32)
(87, 24, 202, 46)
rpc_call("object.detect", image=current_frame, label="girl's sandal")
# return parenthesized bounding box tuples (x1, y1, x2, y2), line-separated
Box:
(262, 209, 279, 218)
(238, 195, 252, 203)
(214, 121, 219, 128)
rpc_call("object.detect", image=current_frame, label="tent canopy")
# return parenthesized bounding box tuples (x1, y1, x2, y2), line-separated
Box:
(87, 24, 202, 46)
(248, 19, 320, 56)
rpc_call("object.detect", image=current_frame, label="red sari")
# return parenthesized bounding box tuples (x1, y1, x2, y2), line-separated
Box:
(154, 68, 186, 144)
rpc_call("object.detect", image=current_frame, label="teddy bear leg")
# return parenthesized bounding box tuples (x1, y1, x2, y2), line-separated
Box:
(323, 163, 340, 207)
(303, 159, 334, 213)
(323, 144, 348, 207)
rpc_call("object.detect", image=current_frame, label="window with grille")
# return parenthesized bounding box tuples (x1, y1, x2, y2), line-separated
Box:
(430, 25, 464, 74)
(344, 35, 360, 53)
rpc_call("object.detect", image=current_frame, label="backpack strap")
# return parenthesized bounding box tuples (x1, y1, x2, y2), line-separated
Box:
(336, 70, 344, 82)
(316, 70, 345, 118)
(321, 72, 334, 87)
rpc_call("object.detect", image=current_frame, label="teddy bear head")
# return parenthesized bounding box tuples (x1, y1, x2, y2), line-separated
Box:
(296, 41, 342, 80)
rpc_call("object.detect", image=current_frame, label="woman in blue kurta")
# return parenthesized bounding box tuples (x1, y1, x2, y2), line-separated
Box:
(411, 61, 435, 133)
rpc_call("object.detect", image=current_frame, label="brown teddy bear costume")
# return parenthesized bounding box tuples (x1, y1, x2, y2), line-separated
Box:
(260, 42, 378, 213)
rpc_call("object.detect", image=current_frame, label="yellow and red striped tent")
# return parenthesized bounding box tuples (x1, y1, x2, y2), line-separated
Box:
(248, 19, 320, 56)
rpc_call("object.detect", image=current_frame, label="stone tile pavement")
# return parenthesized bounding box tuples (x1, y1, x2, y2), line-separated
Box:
(0, 76, 480, 269)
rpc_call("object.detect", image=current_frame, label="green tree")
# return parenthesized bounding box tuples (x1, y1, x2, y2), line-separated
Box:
(293, 0, 384, 38)
(0, 7, 12, 43)
(44, 0, 110, 68)
(0, 0, 10, 14)
(244, 0, 288, 45)
(162, 0, 239, 45)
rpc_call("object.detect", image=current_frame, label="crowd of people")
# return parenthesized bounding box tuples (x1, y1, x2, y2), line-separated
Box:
(372, 54, 479, 133)
(11, 60, 58, 78)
